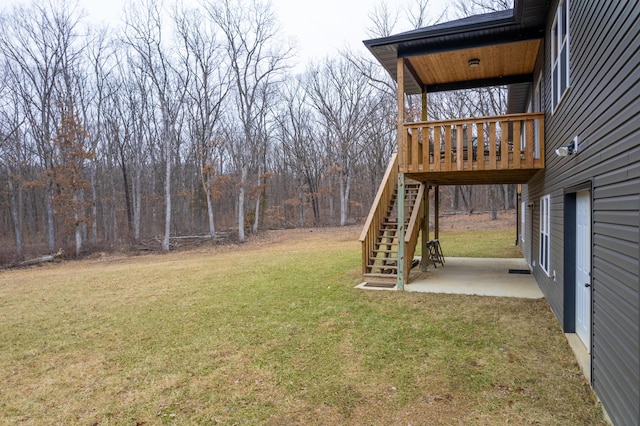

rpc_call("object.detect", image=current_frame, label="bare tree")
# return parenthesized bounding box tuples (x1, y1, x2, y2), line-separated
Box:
(175, 5, 230, 238)
(124, 0, 189, 251)
(454, 0, 512, 16)
(367, 0, 445, 38)
(101, 57, 143, 242)
(366, 1, 399, 38)
(406, 0, 448, 30)
(81, 27, 115, 246)
(307, 56, 381, 226)
(0, 0, 500, 257)
(276, 75, 325, 226)
(0, 1, 84, 252)
(206, 0, 292, 242)
(0, 67, 27, 257)
(362, 91, 396, 199)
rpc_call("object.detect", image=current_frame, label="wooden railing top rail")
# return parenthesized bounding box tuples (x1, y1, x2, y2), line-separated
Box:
(404, 112, 544, 129)
(359, 152, 398, 242)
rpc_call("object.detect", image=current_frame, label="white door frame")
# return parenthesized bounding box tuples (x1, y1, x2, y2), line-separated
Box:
(575, 190, 592, 351)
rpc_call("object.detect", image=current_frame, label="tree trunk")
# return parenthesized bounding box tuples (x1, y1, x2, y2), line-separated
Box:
(45, 184, 56, 252)
(133, 163, 142, 241)
(460, 186, 470, 212)
(201, 169, 216, 237)
(489, 185, 498, 220)
(7, 176, 23, 258)
(298, 183, 305, 227)
(252, 165, 262, 234)
(162, 133, 172, 252)
(206, 183, 216, 238)
(238, 164, 247, 243)
(119, 151, 133, 235)
(453, 186, 460, 210)
(26, 187, 37, 242)
(328, 176, 335, 225)
(19, 249, 65, 267)
(339, 171, 351, 226)
(90, 165, 98, 245)
(74, 192, 82, 256)
(109, 167, 118, 243)
(307, 176, 320, 225)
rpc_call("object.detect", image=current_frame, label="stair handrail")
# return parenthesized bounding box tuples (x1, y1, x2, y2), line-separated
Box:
(359, 153, 398, 275)
(404, 182, 425, 280)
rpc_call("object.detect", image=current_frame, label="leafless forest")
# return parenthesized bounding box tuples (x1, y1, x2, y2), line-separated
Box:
(0, 0, 514, 262)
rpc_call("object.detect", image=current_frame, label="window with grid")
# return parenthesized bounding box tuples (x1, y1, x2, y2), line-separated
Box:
(539, 195, 551, 275)
(552, 0, 570, 111)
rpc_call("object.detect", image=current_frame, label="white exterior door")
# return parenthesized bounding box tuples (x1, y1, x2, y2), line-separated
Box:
(575, 190, 591, 351)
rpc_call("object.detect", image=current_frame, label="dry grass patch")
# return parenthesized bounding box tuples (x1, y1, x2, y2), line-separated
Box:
(0, 225, 605, 425)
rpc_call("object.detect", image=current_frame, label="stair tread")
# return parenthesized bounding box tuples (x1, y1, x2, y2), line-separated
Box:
(364, 272, 398, 278)
(368, 265, 398, 270)
(363, 177, 424, 281)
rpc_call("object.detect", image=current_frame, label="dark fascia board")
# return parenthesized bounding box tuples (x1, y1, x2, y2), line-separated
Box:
(363, 9, 515, 50)
(427, 73, 533, 93)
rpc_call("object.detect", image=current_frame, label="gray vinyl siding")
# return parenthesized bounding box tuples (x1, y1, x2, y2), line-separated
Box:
(525, 0, 640, 424)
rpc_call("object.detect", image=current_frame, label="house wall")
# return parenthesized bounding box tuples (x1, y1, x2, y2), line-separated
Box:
(523, 0, 639, 424)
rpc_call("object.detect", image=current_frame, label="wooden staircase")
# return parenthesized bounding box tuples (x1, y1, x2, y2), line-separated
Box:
(362, 180, 421, 285)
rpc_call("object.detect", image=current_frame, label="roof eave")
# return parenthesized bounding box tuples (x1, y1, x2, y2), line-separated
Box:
(363, 9, 516, 50)
(363, 0, 549, 96)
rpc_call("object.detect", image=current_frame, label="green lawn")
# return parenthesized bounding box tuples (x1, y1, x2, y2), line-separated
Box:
(415, 228, 523, 258)
(439, 228, 524, 258)
(0, 227, 605, 425)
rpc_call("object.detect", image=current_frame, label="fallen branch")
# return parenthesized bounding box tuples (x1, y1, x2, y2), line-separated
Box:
(170, 234, 213, 240)
(18, 249, 65, 267)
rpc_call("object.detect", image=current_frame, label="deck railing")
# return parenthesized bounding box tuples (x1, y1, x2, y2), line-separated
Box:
(401, 112, 544, 174)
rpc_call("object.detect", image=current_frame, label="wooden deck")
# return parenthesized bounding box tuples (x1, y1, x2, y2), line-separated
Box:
(399, 112, 544, 184)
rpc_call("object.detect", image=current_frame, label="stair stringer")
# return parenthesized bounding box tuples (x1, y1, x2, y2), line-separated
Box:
(359, 156, 424, 287)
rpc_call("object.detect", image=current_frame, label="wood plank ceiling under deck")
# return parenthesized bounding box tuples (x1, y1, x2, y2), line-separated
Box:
(406, 39, 541, 89)
(405, 168, 542, 186)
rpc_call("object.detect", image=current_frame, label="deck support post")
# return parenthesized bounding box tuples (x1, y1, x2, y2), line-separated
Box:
(421, 182, 430, 272)
(421, 87, 428, 121)
(397, 173, 405, 291)
(396, 58, 405, 168)
(434, 185, 440, 240)
(396, 57, 406, 291)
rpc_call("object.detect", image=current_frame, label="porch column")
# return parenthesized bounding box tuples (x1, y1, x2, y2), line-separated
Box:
(434, 185, 440, 240)
(396, 57, 406, 291)
(421, 87, 428, 121)
(397, 57, 406, 168)
(421, 182, 430, 272)
(420, 85, 430, 272)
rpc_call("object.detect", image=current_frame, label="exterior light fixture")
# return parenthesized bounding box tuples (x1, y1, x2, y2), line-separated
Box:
(468, 58, 480, 68)
(555, 136, 579, 157)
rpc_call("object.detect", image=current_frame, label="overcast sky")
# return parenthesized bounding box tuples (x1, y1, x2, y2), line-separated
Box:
(0, 0, 448, 68)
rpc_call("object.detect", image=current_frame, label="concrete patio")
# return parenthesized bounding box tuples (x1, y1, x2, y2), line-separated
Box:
(357, 257, 544, 299)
